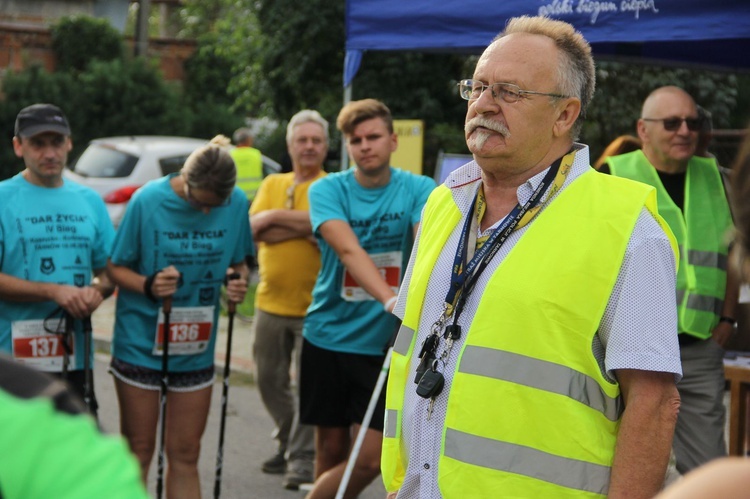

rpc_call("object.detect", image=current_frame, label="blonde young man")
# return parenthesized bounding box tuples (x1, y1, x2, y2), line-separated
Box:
(300, 99, 435, 498)
(383, 17, 682, 499)
(250, 110, 328, 490)
(607, 87, 736, 474)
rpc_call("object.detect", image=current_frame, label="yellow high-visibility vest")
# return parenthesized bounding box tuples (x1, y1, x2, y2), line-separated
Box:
(383, 170, 676, 498)
(230, 147, 263, 201)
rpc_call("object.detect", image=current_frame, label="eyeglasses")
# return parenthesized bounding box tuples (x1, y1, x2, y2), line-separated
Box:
(458, 79, 568, 104)
(641, 117, 703, 132)
(184, 183, 230, 210)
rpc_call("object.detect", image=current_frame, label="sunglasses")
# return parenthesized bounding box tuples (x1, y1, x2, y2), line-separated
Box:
(641, 117, 703, 132)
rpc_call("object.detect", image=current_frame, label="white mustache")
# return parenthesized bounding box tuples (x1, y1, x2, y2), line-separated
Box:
(464, 117, 510, 138)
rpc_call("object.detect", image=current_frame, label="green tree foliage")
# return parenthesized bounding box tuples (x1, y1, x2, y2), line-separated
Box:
(75, 58, 189, 139)
(51, 16, 124, 72)
(0, 66, 78, 179)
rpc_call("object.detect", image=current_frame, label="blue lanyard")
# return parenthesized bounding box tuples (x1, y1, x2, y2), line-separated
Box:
(444, 155, 566, 321)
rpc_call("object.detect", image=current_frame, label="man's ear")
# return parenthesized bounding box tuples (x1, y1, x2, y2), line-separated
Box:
(636, 119, 648, 143)
(12, 136, 23, 158)
(552, 98, 581, 138)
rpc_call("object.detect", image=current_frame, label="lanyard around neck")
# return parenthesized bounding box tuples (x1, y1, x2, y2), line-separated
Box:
(443, 150, 576, 321)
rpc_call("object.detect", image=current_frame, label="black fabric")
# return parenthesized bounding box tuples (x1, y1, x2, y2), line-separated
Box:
(0, 354, 87, 416)
(656, 169, 686, 212)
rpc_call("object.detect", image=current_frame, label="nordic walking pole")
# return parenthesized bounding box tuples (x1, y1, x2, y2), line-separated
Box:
(82, 316, 94, 415)
(335, 347, 393, 499)
(214, 272, 241, 499)
(156, 296, 173, 499)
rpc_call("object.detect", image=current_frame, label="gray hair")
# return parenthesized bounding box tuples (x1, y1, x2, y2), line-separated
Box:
(182, 135, 236, 200)
(286, 110, 329, 145)
(232, 127, 254, 145)
(497, 16, 595, 139)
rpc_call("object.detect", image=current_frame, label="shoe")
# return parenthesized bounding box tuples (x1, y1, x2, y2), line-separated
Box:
(261, 451, 287, 474)
(282, 460, 314, 490)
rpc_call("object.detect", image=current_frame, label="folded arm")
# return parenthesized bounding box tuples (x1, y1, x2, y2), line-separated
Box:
(251, 209, 313, 244)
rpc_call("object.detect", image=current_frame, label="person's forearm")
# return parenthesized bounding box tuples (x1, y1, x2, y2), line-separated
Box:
(255, 226, 309, 244)
(252, 209, 312, 241)
(0, 272, 61, 302)
(722, 246, 740, 318)
(609, 372, 680, 498)
(106, 260, 147, 295)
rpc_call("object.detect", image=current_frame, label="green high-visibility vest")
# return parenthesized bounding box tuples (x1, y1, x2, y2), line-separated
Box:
(609, 150, 733, 338)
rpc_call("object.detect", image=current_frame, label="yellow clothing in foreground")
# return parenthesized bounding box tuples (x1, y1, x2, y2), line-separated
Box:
(251, 171, 326, 317)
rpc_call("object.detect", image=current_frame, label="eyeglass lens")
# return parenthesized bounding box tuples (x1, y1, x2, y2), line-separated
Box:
(663, 118, 702, 132)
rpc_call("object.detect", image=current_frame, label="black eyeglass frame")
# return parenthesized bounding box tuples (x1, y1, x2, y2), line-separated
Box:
(641, 117, 704, 132)
(458, 79, 569, 104)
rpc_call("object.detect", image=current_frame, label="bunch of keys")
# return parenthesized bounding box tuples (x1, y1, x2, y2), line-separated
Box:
(414, 333, 439, 383)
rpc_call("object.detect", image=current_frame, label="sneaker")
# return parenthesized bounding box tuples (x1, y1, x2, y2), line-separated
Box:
(282, 460, 314, 490)
(261, 451, 287, 474)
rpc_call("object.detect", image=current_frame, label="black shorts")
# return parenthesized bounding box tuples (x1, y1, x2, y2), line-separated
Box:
(109, 357, 215, 393)
(299, 338, 386, 431)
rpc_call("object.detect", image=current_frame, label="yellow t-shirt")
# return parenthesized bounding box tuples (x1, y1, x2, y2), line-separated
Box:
(250, 171, 326, 317)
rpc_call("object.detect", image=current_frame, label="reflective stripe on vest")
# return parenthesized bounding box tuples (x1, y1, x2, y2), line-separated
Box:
(393, 324, 415, 356)
(384, 409, 398, 438)
(444, 428, 610, 496)
(459, 346, 622, 421)
(609, 151, 732, 338)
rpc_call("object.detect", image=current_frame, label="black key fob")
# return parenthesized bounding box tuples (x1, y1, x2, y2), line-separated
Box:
(416, 369, 445, 399)
(414, 353, 434, 384)
(443, 324, 461, 340)
(418, 334, 438, 359)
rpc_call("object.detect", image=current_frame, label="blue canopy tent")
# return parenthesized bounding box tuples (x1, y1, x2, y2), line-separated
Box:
(344, 0, 750, 87)
(340, 0, 749, 167)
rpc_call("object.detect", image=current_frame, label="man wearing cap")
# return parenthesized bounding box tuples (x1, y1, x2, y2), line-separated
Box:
(0, 103, 116, 416)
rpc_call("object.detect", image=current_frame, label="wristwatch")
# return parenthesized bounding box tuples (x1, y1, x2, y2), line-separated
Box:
(719, 316, 738, 328)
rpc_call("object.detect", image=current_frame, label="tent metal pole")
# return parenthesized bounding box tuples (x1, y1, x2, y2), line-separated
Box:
(340, 84, 352, 171)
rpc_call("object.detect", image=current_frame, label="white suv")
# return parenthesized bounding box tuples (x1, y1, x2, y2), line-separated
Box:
(64, 136, 281, 227)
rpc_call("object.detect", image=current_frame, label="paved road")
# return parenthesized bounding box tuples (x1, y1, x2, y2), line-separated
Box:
(94, 354, 387, 499)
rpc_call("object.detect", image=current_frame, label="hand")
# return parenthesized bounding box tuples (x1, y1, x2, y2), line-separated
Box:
(711, 320, 735, 348)
(151, 265, 181, 299)
(225, 268, 248, 304)
(51, 285, 97, 319)
(386, 492, 399, 499)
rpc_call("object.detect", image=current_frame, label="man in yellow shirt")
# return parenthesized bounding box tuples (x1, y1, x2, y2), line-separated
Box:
(249, 110, 328, 490)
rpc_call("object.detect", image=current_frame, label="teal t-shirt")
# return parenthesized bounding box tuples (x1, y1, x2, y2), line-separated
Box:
(110, 174, 254, 371)
(0, 174, 115, 372)
(305, 168, 435, 355)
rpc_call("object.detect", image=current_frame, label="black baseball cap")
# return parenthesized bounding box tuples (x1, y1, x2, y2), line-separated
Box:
(14, 103, 71, 138)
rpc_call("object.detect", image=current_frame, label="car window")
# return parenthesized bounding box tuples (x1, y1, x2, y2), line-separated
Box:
(70, 145, 139, 178)
(159, 155, 191, 176)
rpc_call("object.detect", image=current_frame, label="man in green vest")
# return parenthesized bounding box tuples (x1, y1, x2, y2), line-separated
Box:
(382, 16, 683, 499)
(606, 87, 737, 475)
(231, 127, 264, 202)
